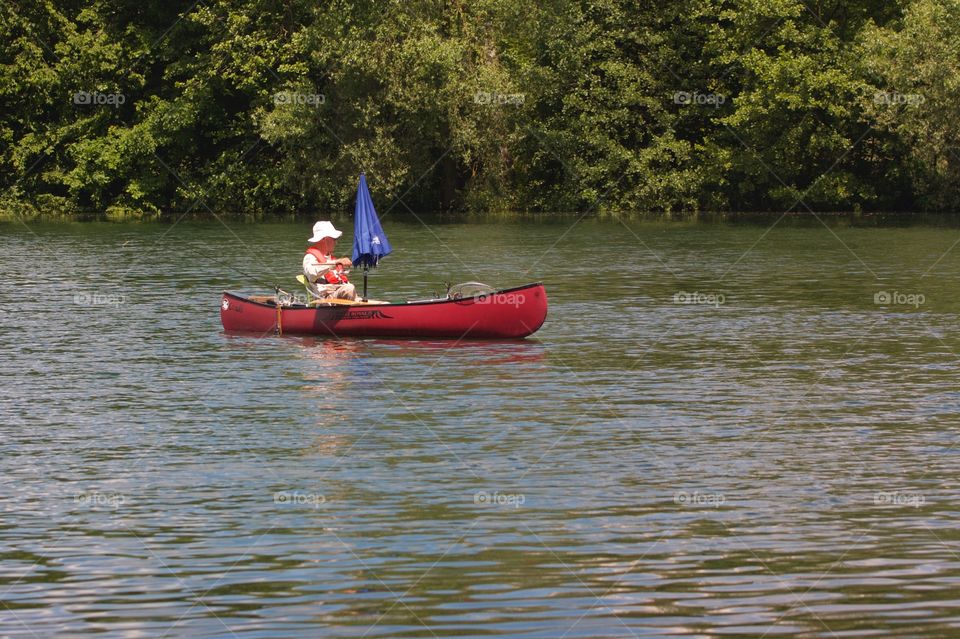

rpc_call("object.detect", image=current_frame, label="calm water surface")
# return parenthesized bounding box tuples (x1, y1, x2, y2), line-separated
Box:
(3, 218, 960, 637)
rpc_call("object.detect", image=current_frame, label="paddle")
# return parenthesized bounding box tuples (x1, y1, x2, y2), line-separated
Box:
(307, 298, 367, 306)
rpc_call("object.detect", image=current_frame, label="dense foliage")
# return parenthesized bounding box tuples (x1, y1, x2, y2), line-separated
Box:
(1, 0, 958, 218)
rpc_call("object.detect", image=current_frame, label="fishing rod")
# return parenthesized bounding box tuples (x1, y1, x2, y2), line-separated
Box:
(181, 242, 278, 290)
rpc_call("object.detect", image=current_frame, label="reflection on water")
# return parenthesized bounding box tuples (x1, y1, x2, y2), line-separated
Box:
(3, 219, 960, 637)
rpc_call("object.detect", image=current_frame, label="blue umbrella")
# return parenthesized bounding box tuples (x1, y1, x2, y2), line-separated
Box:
(351, 173, 392, 300)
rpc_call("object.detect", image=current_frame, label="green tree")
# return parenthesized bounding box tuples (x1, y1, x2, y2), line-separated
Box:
(861, 0, 960, 211)
(0, 0, 950, 218)
(700, 0, 904, 211)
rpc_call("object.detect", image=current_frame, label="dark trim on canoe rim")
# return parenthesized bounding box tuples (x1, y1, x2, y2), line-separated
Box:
(223, 282, 545, 308)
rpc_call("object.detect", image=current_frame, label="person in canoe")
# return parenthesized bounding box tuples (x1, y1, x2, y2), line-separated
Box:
(303, 221, 356, 300)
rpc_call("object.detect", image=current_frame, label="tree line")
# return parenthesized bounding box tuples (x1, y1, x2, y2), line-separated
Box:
(1, 0, 958, 219)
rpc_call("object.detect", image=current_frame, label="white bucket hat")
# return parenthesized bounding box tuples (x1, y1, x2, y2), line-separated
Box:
(308, 220, 342, 243)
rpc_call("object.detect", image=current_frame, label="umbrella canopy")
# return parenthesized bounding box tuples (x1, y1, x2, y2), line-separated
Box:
(351, 174, 392, 268)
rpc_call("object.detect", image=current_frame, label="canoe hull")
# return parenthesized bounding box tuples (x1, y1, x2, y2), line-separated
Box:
(220, 283, 547, 339)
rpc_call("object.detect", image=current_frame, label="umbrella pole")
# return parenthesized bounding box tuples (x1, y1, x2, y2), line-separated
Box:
(362, 265, 369, 302)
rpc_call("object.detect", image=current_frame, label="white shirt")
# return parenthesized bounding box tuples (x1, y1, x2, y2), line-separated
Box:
(303, 252, 334, 283)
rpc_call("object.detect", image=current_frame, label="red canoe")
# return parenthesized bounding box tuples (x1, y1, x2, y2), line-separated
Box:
(220, 283, 547, 339)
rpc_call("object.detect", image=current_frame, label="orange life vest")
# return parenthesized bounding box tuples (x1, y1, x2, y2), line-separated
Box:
(305, 246, 349, 284)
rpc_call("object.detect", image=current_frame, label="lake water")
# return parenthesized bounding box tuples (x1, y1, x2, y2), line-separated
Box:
(3, 217, 960, 637)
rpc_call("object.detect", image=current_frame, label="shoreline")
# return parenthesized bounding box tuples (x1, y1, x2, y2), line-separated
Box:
(3, 208, 959, 227)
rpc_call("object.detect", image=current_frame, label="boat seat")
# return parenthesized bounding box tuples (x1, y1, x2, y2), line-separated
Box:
(296, 274, 325, 299)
